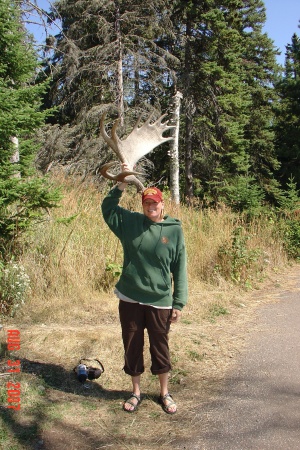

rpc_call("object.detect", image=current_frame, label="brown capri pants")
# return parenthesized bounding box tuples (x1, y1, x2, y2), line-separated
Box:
(118, 300, 172, 376)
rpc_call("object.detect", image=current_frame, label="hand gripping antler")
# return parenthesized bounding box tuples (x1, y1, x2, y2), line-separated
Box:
(100, 113, 175, 192)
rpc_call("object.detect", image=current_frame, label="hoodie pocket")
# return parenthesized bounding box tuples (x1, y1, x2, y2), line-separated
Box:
(122, 261, 170, 294)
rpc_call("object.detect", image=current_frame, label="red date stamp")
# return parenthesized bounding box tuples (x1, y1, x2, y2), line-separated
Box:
(6, 329, 21, 410)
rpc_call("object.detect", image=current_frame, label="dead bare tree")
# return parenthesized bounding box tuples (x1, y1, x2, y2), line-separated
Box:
(169, 91, 183, 204)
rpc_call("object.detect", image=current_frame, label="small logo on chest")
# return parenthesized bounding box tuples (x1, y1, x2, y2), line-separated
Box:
(161, 236, 169, 244)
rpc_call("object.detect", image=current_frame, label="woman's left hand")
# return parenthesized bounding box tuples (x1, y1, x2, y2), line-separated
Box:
(170, 309, 182, 323)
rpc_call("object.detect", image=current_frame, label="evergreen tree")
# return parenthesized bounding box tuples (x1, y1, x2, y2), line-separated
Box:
(0, 0, 61, 257)
(241, 0, 282, 204)
(274, 31, 300, 189)
(171, 0, 280, 208)
(39, 0, 176, 175)
(38, 0, 282, 212)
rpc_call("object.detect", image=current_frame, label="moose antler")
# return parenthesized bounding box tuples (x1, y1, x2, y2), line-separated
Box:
(100, 112, 175, 192)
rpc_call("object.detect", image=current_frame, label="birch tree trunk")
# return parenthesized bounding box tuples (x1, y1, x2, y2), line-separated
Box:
(115, 3, 124, 127)
(169, 91, 182, 204)
(10, 136, 21, 178)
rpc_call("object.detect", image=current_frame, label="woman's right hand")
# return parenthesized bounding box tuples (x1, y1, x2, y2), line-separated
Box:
(121, 162, 131, 172)
(117, 163, 130, 191)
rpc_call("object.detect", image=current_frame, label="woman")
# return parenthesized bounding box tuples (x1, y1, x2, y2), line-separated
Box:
(101, 169, 188, 414)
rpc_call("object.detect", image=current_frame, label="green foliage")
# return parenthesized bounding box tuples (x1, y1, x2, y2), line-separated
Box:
(105, 262, 122, 278)
(0, 0, 62, 259)
(216, 226, 262, 287)
(208, 304, 229, 323)
(0, 171, 62, 257)
(279, 219, 300, 260)
(170, 0, 281, 205)
(96, 262, 123, 292)
(276, 178, 300, 259)
(0, 0, 47, 142)
(188, 350, 205, 361)
(38, 0, 284, 212)
(0, 260, 31, 316)
(277, 177, 300, 213)
(17, 0, 299, 218)
(274, 33, 300, 189)
(42, 0, 175, 150)
(216, 175, 266, 216)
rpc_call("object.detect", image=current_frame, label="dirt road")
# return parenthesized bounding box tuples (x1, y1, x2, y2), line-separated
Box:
(175, 266, 300, 450)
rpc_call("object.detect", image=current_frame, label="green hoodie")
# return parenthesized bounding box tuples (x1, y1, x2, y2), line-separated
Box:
(101, 186, 188, 310)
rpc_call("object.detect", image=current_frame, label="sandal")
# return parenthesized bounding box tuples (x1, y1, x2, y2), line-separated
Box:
(123, 393, 141, 413)
(158, 393, 177, 415)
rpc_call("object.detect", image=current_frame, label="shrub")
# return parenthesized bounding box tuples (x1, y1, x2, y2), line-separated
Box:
(276, 179, 300, 260)
(215, 226, 262, 287)
(279, 218, 300, 260)
(0, 260, 31, 316)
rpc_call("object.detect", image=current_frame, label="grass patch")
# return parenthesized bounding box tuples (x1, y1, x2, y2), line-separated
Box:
(208, 304, 230, 323)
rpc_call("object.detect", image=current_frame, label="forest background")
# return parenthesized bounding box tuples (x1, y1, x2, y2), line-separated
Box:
(1, 0, 299, 305)
(0, 1, 300, 447)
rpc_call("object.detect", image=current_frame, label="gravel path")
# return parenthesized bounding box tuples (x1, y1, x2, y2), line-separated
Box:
(179, 267, 300, 450)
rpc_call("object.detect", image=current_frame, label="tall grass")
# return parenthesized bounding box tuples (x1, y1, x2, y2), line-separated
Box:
(15, 174, 288, 325)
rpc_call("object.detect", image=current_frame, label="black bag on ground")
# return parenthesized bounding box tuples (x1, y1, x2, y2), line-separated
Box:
(73, 358, 104, 382)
